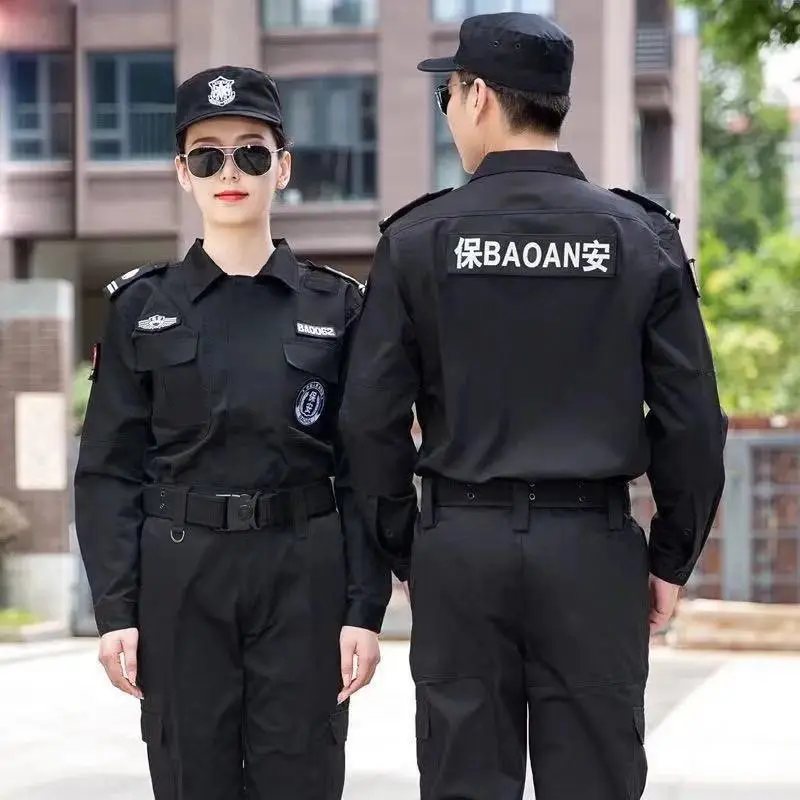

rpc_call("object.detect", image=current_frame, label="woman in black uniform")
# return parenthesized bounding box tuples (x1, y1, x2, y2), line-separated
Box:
(74, 65, 391, 800)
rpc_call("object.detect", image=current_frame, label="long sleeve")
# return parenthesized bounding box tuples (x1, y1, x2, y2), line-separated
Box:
(643, 225, 727, 585)
(339, 236, 421, 582)
(73, 301, 149, 635)
(332, 283, 395, 632)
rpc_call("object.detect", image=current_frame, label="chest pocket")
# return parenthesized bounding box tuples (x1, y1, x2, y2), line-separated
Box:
(132, 327, 208, 430)
(283, 339, 341, 432)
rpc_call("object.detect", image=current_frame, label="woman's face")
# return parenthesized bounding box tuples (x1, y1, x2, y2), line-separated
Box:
(175, 115, 291, 230)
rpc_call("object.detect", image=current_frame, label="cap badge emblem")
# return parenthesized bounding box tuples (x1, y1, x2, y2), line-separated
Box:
(208, 75, 236, 107)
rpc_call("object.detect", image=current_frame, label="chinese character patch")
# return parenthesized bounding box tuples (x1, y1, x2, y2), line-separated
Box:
(447, 234, 617, 277)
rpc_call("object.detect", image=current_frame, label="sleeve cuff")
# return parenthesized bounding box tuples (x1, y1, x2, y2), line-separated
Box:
(392, 559, 411, 583)
(648, 556, 691, 586)
(94, 602, 138, 636)
(344, 600, 387, 634)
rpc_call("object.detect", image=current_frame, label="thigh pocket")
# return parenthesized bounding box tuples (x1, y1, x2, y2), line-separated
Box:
(627, 706, 648, 799)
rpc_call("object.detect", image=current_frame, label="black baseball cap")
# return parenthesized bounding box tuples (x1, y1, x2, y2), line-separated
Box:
(175, 65, 284, 138)
(417, 12, 574, 95)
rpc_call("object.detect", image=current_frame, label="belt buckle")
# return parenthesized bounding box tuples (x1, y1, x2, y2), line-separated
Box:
(217, 492, 261, 531)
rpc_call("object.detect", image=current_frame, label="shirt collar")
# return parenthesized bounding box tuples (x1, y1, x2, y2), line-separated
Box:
(185, 238, 300, 302)
(469, 150, 588, 183)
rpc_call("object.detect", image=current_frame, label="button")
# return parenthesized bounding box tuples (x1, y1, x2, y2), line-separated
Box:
(529, 493, 536, 501)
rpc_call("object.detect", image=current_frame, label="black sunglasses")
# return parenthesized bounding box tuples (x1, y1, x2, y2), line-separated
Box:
(181, 144, 284, 178)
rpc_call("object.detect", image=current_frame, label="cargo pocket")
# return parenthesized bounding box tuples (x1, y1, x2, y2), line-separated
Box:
(627, 706, 648, 799)
(321, 702, 348, 800)
(133, 327, 207, 430)
(140, 704, 178, 800)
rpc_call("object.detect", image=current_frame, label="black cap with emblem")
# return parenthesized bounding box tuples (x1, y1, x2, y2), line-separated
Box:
(417, 12, 573, 95)
(174, 65, 284, 140)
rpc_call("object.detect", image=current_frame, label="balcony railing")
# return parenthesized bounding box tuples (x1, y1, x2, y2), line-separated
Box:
(636, 24, 673, 73)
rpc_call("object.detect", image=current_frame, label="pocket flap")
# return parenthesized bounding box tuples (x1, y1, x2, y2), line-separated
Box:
(140, 708, 164, 744)
(133, 328, 198, 371)
(329, 703, 349, 745)
(283, 339, 339, 383)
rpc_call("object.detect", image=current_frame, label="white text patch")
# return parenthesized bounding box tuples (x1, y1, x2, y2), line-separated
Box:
(296, 322, 337, 339)
(447, 234, 617, 277)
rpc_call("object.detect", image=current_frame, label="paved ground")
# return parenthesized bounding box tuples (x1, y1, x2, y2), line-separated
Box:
(0, 635, 797, 800)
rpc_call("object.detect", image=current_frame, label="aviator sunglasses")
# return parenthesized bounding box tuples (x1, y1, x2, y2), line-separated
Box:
(435, 79, 471, 115)
(180, 144, 285, 178)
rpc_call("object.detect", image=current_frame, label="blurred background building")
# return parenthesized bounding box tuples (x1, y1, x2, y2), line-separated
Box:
(0, 0, 700, 364)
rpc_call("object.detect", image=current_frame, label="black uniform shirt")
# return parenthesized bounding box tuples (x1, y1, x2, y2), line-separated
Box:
(339, 150, 727, 586)
(75, 239, 391, 635)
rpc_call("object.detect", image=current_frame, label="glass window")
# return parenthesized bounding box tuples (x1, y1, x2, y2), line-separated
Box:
(6, 52, 73, 161)
(433, 0, 554, 22)
(88, 52, 175, 161)
(263, 0, 377, 28)
(277, 76, 377, 203)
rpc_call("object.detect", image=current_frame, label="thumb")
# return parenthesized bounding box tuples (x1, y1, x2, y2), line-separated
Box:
(341, 643, 354, 689)
(122, 637, 138, 687)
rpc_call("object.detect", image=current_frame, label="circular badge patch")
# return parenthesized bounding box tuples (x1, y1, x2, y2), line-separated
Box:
(295, 380, 326, 427)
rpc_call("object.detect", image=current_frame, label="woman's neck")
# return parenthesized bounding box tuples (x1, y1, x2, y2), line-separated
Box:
(201, 223, 277, 276)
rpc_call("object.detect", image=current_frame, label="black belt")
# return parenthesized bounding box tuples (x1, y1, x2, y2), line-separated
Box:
(422, 476, 630, 531)
(142, 480, 336, 532)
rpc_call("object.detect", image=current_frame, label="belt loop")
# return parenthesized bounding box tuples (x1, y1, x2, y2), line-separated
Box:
(170, 486, 189, 526)
(607, 484, 624, 530)
(512, 482, 529, 532)
(292, 487, 309, 539)
(421, 477, 436, 529)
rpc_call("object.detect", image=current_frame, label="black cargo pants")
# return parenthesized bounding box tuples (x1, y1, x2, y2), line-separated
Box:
(136, 482, 348, 800)
(409, 477, 650, 800)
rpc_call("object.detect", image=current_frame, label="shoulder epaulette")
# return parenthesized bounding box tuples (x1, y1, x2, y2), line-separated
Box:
(307, 262, 366, 295)
(103, 262, 170, 300)
(609, 187, 680, 229)
(378, 187, 454, 234)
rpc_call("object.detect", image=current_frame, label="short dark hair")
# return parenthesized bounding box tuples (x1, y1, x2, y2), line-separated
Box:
(457, 71, 570, 137)
(176, 124, 289, 155)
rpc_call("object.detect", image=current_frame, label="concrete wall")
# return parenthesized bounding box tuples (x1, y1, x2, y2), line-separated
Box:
(0, 280, 73, 626)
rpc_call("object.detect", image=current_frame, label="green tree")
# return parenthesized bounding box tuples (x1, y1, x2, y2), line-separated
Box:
(700, 56, 790, 253)
(681, 0, 800, 63)
(702, 231, 800, 414)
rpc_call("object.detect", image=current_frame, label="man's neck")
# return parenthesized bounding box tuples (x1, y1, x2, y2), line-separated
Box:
(485, 131, 559, 155)
(201, 223, 276, 276)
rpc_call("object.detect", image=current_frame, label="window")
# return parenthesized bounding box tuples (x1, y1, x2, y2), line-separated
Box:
(277, 76, 377, 203)
(433, 0, 554, 23)
(88, 52, 175, 161)
(6, 52, 72, 161)
(263, 0, 377, 28)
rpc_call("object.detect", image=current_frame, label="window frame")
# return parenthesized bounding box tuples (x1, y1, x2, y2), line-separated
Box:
(262, 0, 378, 29)
(3, 51, 73, 162)
(87, 51, 175, 162)
(432, 0, 554, 22)
(277, 74, 378, 203)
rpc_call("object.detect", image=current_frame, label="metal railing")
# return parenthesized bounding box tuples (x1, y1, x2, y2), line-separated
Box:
(90, 104, 174, 160)
(635, 24, 673, 72)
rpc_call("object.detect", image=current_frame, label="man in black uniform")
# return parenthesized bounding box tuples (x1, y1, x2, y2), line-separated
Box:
(74, 65, 391, 800)
(339, 12, 726, 800)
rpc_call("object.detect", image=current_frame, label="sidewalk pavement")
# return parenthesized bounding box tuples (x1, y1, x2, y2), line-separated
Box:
(1, 636, 799, 799)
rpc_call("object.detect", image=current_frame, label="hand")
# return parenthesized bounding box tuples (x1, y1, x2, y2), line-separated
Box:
(338, 626, 380, 704)
(648, 574, 681, 636)
(98, 627, 143, 699)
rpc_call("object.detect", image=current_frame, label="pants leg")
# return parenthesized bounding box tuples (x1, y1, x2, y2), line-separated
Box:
(522, 509, 651, 800)
(242, 511, 348, 800)
(409, 505, 528, 800)
(138, 517, 246, 800)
